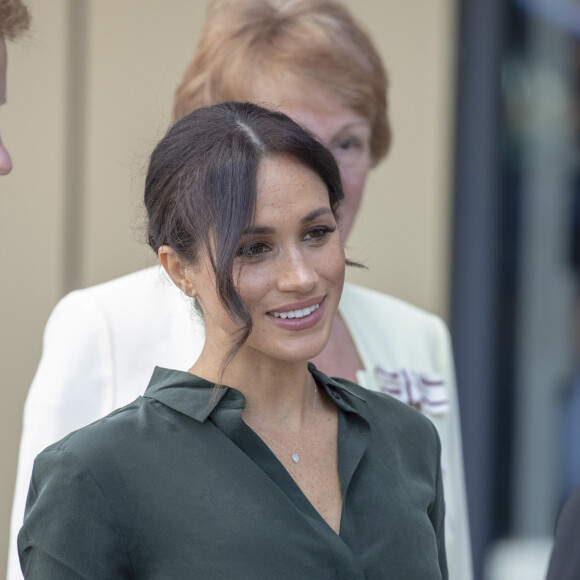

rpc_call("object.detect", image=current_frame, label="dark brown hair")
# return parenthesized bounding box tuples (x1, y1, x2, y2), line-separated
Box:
(145, 101, 344, 365)
(173, 0, 390, 166)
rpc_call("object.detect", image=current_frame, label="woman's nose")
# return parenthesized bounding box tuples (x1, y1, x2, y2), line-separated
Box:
(0, 134, 13, 175)
(276, 249, 317, 293)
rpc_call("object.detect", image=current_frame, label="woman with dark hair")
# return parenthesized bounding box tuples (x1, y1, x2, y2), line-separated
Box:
(11, 4, 470, 577)
(18, 102, 447, 579)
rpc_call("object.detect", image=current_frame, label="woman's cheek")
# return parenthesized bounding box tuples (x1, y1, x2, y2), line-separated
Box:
(325, 240, 346, 285)
(338, 167, 368, 240)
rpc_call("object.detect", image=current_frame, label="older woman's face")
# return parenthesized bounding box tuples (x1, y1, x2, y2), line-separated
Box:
(0, 36, 12, 176)
(257, 83, 372, 242)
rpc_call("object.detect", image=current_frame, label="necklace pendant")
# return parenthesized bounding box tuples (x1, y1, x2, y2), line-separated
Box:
(291, 453, 300, 463)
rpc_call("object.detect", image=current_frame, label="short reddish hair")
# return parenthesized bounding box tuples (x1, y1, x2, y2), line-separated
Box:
(173, 0, 390, 165)
(0, 0, 31, 41)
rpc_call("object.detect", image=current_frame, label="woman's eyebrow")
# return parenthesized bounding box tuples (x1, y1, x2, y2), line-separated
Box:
(333, 121, 371, 133)
(301, 207, 333, 224)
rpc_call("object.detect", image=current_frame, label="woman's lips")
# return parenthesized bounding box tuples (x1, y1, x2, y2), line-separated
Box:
(267, 296, 326, 330)
(270, 303, 320, 319)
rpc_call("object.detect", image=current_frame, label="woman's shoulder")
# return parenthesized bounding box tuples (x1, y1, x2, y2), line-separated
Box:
(341, 282, 444, 329)
(55, 266, 191, 319)
(327, 374, 442, 475)
(339, 282, 452, 373)
(37, 397, 148, 470)
(342, 375, 436, 423)
(312, 365, 439, 443)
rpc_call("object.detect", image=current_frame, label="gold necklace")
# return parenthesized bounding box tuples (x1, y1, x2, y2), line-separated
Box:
(246, 380, 318, 464)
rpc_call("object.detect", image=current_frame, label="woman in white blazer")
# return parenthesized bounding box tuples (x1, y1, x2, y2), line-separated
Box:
(9, 1, 472, 578)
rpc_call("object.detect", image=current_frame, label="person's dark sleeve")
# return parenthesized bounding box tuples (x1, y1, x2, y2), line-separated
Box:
(428, 423, 449, 580)
(17, 449, 132, 579)
(546, 487, 580, 580)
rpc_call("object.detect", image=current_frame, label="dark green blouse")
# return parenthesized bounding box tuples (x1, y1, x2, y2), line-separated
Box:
(18, 364, 447, 579)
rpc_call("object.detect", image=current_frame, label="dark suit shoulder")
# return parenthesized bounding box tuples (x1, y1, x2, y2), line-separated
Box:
(547, 487, 580, 579)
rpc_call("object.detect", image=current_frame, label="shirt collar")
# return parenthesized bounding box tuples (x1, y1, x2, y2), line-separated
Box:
(143, 367, 233, 423)
(144, 363, 368, 424)
(308, 363, 367, 415)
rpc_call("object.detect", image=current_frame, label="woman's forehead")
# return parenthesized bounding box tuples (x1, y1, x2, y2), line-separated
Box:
(254, 156, 330, 215)
(247, 75, 369, 140)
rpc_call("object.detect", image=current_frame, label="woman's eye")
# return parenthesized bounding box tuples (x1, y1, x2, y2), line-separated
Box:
(303, 225, 336, 242)
(331, 135, 370, 169)
(237, 242, 269, 258)
(336, 136, 363, 151)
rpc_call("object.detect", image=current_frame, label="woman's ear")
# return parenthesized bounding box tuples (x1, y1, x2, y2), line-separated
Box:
(158, 245, 197, 298)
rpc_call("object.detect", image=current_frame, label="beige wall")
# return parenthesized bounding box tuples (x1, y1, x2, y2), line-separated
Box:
(0, 0, 457, 572)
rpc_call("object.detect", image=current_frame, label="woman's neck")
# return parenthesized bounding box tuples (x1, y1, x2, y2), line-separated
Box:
(190, 348, 315, 429)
